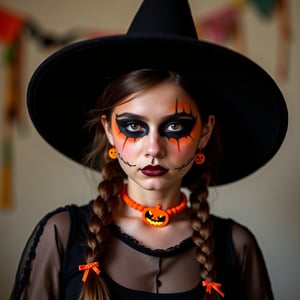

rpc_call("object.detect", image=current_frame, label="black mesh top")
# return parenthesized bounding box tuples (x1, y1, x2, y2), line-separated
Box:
(10, 201, 274, 300)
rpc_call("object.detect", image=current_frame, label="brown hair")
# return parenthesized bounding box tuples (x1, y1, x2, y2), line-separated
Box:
(81, 69, 222, 300)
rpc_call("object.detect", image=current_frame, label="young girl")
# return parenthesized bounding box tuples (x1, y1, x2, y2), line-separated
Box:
(10, 1, 288, 300)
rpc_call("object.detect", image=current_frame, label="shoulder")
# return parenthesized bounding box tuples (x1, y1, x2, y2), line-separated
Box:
(229, 219, 259, 253)
(216, 217, 264, 266)
(211, 215, 262, 263)
(41, 202, 92, 229)
(211, 215, 257, 245)
(37, 202, 92, 251)
(28, 207, 72, 257)
(43, 209, 70, 229)
(38, 207, 71, 235)
(42, 209, 71, 251)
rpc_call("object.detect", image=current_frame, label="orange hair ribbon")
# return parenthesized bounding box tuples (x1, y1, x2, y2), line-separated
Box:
(78, 262, 101, 282)
(202, 281, 225, 298)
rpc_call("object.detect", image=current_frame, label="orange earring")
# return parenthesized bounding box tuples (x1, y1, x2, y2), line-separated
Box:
(194, 151, 205, 165)
(108, 146, 118, 159)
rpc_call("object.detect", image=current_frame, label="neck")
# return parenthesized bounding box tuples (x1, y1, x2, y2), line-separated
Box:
(126, 182, 183, 209)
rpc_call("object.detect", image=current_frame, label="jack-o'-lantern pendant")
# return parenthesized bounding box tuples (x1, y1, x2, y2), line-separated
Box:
(142, 204, 169, 227)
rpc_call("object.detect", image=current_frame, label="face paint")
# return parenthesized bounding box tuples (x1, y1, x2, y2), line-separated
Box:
(161, 99, 199, 151)
(175, 156, 194, 172)
(116, 113, 149, 139)
(159, 115, 196, 139)
(105, 82, 211, 192)
(114, 101, 198, 151)
(112, 113, 145, 148)
(118, 154, 136, 167)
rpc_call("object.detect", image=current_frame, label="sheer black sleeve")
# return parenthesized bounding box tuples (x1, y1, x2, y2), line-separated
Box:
(10, 208, 70, 300)
(231, 221, 274, 300)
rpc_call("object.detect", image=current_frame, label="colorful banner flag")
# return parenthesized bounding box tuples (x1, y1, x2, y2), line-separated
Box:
(0, 5, 25, 43)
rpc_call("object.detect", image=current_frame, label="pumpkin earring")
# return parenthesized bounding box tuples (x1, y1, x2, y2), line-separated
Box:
(194, 151, 205, 165)
(108, 146, 118, 159)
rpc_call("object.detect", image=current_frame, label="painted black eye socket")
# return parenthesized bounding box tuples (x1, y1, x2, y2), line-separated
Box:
(116, 119, 149, 138)
(116, 116, 196, 140)
(159, 118, 196, 139)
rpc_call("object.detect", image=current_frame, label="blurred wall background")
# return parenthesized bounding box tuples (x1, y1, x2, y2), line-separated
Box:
(0, 0, 299, 299)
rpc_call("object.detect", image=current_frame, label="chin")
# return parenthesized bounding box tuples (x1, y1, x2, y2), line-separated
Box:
(133, 177, 181, 192)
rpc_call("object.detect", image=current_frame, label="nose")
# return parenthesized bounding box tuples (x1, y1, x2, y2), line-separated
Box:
(144, 130, 166, 159)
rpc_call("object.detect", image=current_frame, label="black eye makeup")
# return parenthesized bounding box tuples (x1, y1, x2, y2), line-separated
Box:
(159, 117, 196, 139)
(116, 116, 149, 139)
(115, 111, 196, 141)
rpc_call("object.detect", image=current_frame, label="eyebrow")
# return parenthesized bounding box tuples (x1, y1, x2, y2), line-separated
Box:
(115, 111, 195, 122)
(115, 112, 145, 120)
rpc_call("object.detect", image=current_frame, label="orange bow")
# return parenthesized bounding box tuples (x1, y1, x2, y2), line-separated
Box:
(78, 262, 101, 282)
(202, 281, 225, 298)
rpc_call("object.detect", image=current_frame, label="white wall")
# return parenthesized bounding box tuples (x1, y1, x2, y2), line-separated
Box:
(0, 0, 299, 299)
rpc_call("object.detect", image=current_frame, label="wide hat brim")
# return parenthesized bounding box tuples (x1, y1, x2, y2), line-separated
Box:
(27, 1, 288, 186)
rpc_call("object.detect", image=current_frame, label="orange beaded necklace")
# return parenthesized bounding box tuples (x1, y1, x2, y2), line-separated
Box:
(121, 184, 188, 227)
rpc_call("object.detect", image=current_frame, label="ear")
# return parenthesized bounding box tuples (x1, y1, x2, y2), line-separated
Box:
(198, 115, 215, 150)
(101, 115, 114, 145)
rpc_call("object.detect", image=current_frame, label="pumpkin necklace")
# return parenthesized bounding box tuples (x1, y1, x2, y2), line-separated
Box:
(121, 184, 188, 227)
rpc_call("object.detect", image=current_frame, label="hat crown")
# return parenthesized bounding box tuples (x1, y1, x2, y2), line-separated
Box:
(127, 0, 198, 39)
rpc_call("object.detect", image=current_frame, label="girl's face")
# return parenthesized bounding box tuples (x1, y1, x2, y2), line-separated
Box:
(102, 82, 215, 192)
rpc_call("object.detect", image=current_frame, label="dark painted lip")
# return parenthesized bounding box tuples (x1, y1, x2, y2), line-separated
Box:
(141, 165, 168, 176)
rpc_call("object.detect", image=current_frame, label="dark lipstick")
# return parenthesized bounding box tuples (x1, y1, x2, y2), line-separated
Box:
(141, 165, 168, 176)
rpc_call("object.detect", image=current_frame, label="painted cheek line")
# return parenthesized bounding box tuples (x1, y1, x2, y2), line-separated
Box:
(117, 152, 136, 167)
(168, 135, 195, 151)
(112, 120, 140, 149)
(175, 156, 194, 172)
(168, 138, 180, 151)
(122, 137, 141, 149)
(122, 137, 129, 149)
(112, 117, 131, 146)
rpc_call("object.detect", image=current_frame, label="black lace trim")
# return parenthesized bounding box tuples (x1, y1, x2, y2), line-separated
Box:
(109, 223, 194, 257)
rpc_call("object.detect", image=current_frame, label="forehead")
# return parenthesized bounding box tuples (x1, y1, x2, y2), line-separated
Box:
(113, 82, 199, 117)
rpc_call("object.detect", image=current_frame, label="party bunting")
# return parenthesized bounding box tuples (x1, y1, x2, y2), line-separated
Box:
(249, 0, 278, 16)
(275, 0, 290, 80)
(0, 6, 27, 208)
(0, 5, 25, 43)
(1, 41, 23, 208)
(196, 2, 246, 54)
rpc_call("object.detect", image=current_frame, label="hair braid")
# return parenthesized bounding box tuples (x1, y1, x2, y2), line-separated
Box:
(79, 161, 124, 300)
(188, 172, 220, 300)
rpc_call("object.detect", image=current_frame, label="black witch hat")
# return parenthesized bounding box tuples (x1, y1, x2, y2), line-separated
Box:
(27, 0, 288, 185)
